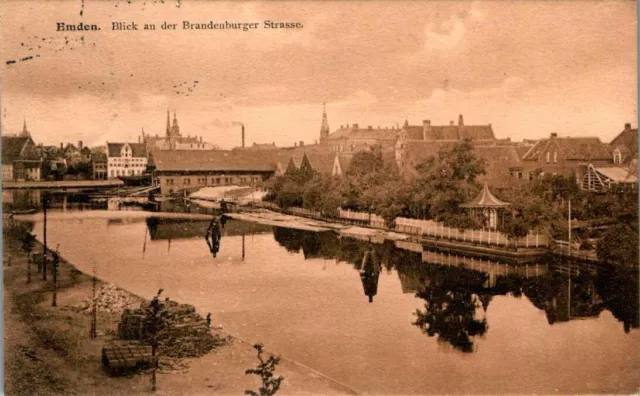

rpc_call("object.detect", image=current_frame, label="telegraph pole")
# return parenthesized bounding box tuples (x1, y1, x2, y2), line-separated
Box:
(568, 199, 571, 257)
(52, 245, 60, 306)
(42, 193, 49, 281)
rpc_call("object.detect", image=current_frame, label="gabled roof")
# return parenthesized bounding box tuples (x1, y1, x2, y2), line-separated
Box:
(610, 125, 638, 156)
(522, 136, 612, 161)
(91, 152, 107, 162)
(153, 150, 277, 172)
(592, 166, 637, 183)
(401, 125, 424, 140)
(107, 142, 148, 158)
(326, 126, 398, 141)
(2, 136, 39, 164)
(461, 183, 510, 208)
(424, 125, 495, 141)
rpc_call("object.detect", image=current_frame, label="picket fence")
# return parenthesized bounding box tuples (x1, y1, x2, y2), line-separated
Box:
(259, 203, 548, 248)
(338, 209, 386, 228)
(394, 217, 548, 248)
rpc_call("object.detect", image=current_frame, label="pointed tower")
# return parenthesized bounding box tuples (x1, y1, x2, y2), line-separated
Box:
(171, 111, 181, 137)
(20, 118, 30, 137)
(165, 110, 171, 137)
(319, 103, 330, 143)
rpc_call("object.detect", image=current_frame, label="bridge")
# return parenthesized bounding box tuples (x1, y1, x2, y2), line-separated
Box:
(2, 180, 124, 190)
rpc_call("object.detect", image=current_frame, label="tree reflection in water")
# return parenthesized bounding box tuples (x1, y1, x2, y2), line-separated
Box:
(412, 266, 488, 353)
(270, 227, 639, 351)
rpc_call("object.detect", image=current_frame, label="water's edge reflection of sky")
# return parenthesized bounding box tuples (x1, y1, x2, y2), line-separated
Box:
(25, 215, 640, 394)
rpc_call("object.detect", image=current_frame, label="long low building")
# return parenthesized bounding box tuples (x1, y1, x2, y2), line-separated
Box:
(152, 150, 277, 195)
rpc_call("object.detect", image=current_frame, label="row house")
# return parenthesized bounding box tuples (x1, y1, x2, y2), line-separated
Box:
(107, 142, 148, 178)
(2, 122, 42, 181)
(520, 133, 613, 180)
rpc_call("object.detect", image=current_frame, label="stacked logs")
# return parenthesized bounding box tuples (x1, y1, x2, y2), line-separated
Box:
(117, 300, 228, 358)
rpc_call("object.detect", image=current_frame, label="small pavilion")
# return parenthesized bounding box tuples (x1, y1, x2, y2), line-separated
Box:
(460, 183, 511, 230)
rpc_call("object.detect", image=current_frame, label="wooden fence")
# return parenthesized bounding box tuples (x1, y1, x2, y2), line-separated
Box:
(395, 217, 549, 248)
(338, 209, 386, 228)
(258, 203, 549, 248)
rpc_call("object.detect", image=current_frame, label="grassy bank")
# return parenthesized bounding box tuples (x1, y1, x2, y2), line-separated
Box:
(3, 220, 354, 395)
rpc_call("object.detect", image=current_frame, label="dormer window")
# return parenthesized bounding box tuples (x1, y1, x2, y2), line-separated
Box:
(613, 149, 622, 164)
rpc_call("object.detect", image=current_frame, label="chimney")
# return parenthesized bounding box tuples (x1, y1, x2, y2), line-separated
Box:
(423, 119, 431, 127)
(352, 124, 359, 129)
(299, 140, 304, 147)
(625, 123, 631, 132)
(78, 140, 83, 151)
(241, 124, 245, 148)
(450, 121, 454, 126)
(458, 114, 464, 126)
(550, 132, 558, 138)
(60, 142, 63, 150)
(368, 126, 372, 130)
(294, 142, 297, 147)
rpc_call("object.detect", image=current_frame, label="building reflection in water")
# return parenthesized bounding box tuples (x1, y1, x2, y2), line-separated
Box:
(205, 217, 222, 258)
(271, 227, 639, 352)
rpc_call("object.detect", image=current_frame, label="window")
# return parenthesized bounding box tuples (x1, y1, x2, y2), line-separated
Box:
(614, 150, 622, 164)
(166, 178, 173, 186)
(546, 152, 550, 163)
(216, 177, 221, 184)
(553, 151, 558, 163)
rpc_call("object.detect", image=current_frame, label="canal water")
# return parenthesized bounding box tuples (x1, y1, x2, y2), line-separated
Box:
(22, 211, 640, 394)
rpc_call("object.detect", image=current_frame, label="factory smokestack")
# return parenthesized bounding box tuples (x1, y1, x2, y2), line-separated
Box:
(241, 124, 245, 148)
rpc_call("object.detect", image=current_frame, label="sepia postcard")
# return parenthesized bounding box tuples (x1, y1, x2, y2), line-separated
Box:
(1, 1, 638, 395)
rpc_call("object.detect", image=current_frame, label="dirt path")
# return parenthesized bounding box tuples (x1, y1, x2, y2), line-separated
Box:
(3, 224, 355, 395)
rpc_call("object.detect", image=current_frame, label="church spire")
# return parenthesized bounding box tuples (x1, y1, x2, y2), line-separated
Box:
(20, 118, 29, 137)
(320, 102, 330, 142)
(166, 110, 171, 136)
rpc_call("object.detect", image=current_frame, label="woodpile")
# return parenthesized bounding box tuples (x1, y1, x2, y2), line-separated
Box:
(117, 299, 229, 359)
(73, 284, 141, 314)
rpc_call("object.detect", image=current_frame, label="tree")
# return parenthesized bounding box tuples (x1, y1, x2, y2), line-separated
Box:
(597, 223, 639, 268)
(409, 139, 486, 222)
(244, 343, 284, 396)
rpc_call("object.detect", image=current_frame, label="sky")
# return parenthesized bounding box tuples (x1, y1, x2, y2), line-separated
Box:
(0, 0, 637, 149)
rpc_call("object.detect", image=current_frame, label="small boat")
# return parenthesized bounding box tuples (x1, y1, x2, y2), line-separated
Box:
(11, 208, 37, 215)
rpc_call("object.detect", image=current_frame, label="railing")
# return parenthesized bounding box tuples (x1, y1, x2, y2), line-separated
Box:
(395, 217, 549, 248)
(338, 208, 386, 228)
(258, 203, 549, 248)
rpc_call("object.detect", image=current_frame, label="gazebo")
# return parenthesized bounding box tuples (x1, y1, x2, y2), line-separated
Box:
(460, 183, 511, 230)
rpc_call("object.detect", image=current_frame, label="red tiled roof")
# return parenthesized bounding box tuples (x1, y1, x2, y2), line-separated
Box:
(424, 125, 495, 140)
(2, 136, 39, 164)
(153, 150, 277, 172)
(326, 127, 398, 141)
(522, 136, 611, 161)
(107, 142, 148, 158)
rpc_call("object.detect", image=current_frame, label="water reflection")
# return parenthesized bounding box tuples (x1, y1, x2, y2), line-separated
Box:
(359, 244, 381, 303)
(271, 227, 639, 352)
(205, 217, 222, 257)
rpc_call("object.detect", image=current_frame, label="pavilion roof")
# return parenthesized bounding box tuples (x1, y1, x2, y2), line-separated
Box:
(460, 183, 511, 208)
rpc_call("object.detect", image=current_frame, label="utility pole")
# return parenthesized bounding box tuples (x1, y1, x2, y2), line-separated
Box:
(568, 199, 571, 257)
(42, 193, 49, 281)
(90, 264, 97, 338)
(52, 245, 60, 307)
